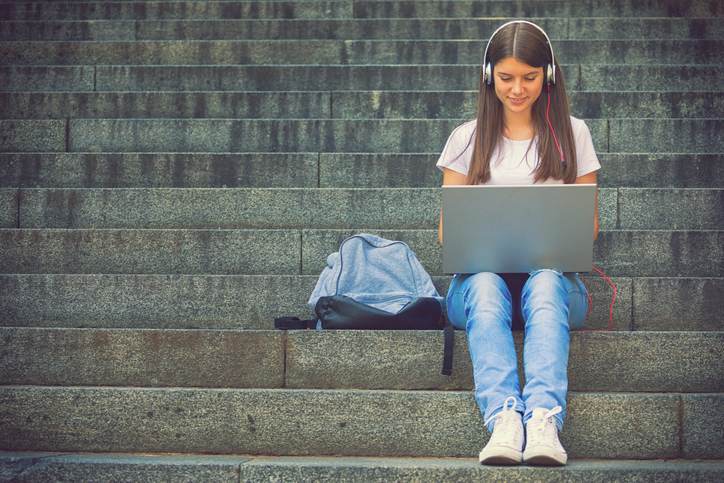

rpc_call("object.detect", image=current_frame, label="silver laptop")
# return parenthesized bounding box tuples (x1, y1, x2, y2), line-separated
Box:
(442, 184, 596, 274)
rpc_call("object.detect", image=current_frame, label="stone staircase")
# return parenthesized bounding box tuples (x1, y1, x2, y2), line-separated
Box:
(0, 0, 722, 480)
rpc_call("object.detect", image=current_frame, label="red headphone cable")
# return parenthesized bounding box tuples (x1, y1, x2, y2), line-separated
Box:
(579, 264, 618, 331)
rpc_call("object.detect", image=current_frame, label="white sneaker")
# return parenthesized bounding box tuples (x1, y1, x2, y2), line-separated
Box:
(479, 396, 524, 465)
(523, 406, 568, 466)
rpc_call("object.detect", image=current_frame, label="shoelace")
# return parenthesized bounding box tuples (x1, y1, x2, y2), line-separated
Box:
(533, 405, 562, 432)
(484, 395, 518, 428)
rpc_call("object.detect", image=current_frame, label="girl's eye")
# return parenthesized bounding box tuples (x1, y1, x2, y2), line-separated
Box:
(500, 77, 537, 81)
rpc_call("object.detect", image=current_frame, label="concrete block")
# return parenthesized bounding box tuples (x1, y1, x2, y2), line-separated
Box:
(598, 154, 724, 189)
(563, 393, 679, 459)
(579, 65, 721, 92)
(0, 152, 318, 189)
(618, 188, 724, 229)
(0, 19, 135, 41)
(0, 92, 330, 119)
(682, 394, 724, 458)
(0, 66, 94, 91)
(0, 328, 284, 388)
(632, 278, 724, 331)
(0, 228, 301, 274)
(320, 153, 441, 188)
(0, 451, 242, 482)
(568, 91, 723, 119)
(0, 189, 17, 228)
(0, 274, 318, 329)
(68, 119, 461, 152)
(0, 40, 345, 65)
(19, 188, 442, 229)
(567, 332, 724, 392)
(354, 0, 721, 18)
(568, 18, 723, 40)
(594, 230, 723, 277)
(0, 2, 352, 20)
(609, 119, 724, 153)
(0, 120, 65, 152)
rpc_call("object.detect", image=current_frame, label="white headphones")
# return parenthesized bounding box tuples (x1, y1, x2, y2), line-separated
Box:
(482, 20, 557, 86)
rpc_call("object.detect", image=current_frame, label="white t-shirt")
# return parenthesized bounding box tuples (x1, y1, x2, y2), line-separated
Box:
(435, 115, 601, 184)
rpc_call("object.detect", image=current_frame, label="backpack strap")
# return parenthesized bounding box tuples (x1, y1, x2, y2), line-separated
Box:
(274, 316, 317, 330)
(441, 318, 454, 376)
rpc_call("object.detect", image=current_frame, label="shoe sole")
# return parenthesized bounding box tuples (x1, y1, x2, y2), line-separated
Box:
(479, 448, 523, 465)
(523, 451, 567, 466)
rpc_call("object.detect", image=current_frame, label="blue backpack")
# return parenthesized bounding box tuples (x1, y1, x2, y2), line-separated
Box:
(275, 233, 455, 376)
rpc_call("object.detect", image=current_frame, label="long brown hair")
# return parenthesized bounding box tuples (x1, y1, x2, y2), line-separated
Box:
(454, 22, 578, 185)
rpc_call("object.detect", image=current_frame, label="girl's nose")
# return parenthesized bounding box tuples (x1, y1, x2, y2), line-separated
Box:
(512, 79, 524, 94)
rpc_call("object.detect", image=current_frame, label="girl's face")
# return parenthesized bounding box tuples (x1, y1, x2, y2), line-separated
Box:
(492, 56, 545, 116)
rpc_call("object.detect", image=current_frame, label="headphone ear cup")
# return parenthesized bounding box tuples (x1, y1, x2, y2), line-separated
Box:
(547, 63, 555, 85)
(484, 62, 492, 85)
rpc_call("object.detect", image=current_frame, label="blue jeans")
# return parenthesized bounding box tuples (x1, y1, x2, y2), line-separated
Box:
(446, 269, 589, 433)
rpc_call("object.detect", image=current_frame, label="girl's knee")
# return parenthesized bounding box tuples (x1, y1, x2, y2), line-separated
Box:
(521, 269, 571, 322)
(464, 272, 509, 297)
(523, 269, 567, 297)
(526, 268, 565, 283)
(460, 272, 513, 326)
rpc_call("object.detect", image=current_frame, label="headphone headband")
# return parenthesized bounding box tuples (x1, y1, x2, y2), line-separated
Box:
(482, 20, 557, 85)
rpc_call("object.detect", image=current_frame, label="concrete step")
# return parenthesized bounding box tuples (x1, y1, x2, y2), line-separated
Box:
(1, 91, 720, 119)
(1, 328, 721, 393)
(1, 40, 721, 65)
(1, 153, 722, 189)
(0, 274, 721, 331)
(354, 0, 723, 19)
(1, 229, 722, 277)
(1, 452, 723, 482)
(0, 152, 321, 189)
(0, 327, 284, 389)
(1, 118, 722, 153)
(0, 91, 334, 119)
(6, 188, 723, 231)
(0, 1, 352, 21)
(1, 0, 720, 20)
(2, 18, 722, 41)
(2, 65, 720, 92)
(0, 386, 721, 458)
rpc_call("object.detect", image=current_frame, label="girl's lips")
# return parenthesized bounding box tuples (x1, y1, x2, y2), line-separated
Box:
(509, 97, 528, 104)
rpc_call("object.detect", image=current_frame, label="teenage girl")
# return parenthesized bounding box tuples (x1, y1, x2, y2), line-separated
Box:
(436, 20, 601, 466)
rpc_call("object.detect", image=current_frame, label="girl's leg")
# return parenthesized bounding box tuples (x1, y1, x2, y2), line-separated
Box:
(446, 272, 524, 431)
(520, 269, 572, 431)
(567, 272, 590, 330)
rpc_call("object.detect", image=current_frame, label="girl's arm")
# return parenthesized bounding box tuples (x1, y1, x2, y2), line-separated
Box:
(575, 171, 599, 241)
